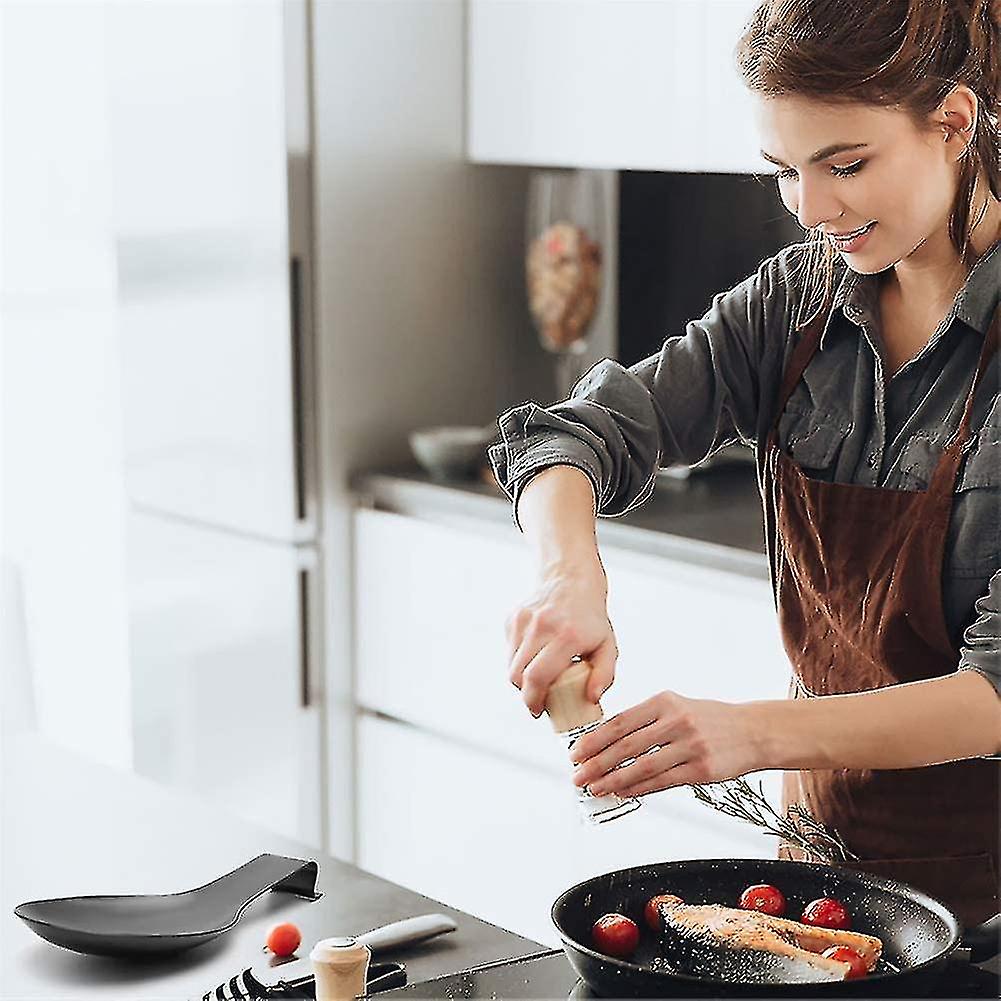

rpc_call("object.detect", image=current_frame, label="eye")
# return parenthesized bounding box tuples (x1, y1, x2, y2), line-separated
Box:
(830, 159, 864, 178)
(772, 159, 866, 182)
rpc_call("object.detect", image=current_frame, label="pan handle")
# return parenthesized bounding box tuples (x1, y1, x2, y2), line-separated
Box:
(962, 913, 1001, 963)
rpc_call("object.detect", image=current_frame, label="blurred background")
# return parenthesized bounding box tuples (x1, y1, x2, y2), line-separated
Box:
(2, 0, 801, 946)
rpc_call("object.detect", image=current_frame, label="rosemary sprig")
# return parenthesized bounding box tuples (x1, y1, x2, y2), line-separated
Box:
(689, 778, 858, 864)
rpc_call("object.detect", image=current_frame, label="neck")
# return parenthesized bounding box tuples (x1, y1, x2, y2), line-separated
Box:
(881, 191, 1001, 314)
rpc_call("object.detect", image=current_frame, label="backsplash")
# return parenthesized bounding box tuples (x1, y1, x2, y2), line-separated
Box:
(617, 171, 802, 367)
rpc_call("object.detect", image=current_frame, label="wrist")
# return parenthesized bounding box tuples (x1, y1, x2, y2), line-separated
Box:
(539, 550, 607, 589)
(735, 700, 779, 773)
(738, 697, 831, 772)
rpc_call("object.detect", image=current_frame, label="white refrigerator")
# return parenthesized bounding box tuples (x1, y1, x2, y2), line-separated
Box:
(109, 0, 325, 847)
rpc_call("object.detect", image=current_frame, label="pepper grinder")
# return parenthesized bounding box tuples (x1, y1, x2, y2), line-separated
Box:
(544, 659, 641, 824)
(310, 936, 371, 1001)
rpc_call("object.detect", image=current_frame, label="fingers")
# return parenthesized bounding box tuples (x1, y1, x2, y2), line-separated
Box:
(587, 742, 687, 796)
(585, 635, 616, 703)
(571, 725, 661, 788)
(507, 606, 572, 689)
(614, 759, 713, 798)
(569, 694, 662, 764)
(504, 607, 531, 685)
(505, 601, 619, 716)
(520, 642, 577, 716)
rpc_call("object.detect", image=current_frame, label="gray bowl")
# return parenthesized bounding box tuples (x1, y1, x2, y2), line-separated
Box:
(409, 425, 496, 481)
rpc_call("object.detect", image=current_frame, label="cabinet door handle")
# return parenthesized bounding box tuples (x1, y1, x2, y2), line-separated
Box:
(297, 566, 311, 708)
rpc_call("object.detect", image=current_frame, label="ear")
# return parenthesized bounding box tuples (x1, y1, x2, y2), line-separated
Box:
(934, 85, 978, 145)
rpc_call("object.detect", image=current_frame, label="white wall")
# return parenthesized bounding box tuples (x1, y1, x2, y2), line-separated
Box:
(0, 3, 132, 769)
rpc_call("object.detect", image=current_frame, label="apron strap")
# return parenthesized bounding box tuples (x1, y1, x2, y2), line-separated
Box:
(766, 293, 834, 449)
(947, 307, 999, 451)
(928, 305, 1000, 495)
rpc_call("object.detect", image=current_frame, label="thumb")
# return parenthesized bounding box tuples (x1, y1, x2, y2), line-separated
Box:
(585, 638, 617, 703)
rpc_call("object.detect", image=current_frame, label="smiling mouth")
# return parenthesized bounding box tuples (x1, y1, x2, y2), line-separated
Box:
(827, 221, 877, 241)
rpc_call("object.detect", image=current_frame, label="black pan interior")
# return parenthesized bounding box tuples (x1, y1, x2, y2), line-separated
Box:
(552, 858, 959, 983)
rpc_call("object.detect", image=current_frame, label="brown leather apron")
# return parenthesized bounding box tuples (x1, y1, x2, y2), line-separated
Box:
(757, 288, 1001, 927)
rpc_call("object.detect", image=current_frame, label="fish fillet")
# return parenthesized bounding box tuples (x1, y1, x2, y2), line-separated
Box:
(656, 898, 883, 984)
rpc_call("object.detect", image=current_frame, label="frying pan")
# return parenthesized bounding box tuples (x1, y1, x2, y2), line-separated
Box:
(552, 858, 1000, 997)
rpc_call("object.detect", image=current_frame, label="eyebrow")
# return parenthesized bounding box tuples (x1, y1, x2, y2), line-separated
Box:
(759, 142, 869, 167)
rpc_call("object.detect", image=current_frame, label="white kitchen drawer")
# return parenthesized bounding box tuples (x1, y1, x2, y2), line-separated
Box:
(357, 715, 776, 947)
(353, 507, 553, 768)
(467, 0, 764, 172)
(353, 507, 787, 839)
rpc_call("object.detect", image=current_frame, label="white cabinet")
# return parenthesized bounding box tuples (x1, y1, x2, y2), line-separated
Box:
(357, 715, 773, 946)
(353, 508, 553, 770)
(467, 0, 764, 173)
(128, 511, 323, 846)
(353, 507, 793, 922)
(601, 544, 789, 706)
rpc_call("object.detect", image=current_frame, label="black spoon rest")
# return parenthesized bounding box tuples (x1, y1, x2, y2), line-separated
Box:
(14, 853, 322, 958)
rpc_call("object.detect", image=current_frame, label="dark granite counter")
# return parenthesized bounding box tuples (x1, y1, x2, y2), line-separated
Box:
(352, 463, 770, 581)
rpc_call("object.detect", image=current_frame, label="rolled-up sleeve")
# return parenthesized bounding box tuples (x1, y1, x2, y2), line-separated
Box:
(489, 244, 802, 532)
(957, 570, 1001, 759)
(959, 569, 1001, 695)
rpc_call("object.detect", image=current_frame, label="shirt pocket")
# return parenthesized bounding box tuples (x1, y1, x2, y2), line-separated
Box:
(900, 428, 1001, 575)
(953, 425, 1001, 575)
(778, 408, 851, 481)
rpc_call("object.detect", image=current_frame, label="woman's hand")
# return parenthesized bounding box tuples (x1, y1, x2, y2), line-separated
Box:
(505, 555, 617, 715)
(569, 690, 764, 797)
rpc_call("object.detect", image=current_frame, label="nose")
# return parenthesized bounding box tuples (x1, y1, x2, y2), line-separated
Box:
(788, 175, 843, 233)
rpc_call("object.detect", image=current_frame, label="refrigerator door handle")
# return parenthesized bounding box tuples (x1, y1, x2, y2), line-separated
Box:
(289, 253, 308, 526)
(288, 251, 319, 542)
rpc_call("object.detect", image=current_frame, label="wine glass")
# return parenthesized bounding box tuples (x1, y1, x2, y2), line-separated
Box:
(525, 169, 606, 400)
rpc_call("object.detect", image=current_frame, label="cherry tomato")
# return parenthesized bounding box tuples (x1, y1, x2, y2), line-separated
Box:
(591, 913, 640, 957)
(822, 946, 868, 979)
(738, 883, 787, 917)
(643, 893, 684, 931)
(266, 922, 302, 958)
(801, 897, 851, 930)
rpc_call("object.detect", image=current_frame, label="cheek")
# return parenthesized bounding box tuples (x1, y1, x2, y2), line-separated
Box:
(874, 150, 951, 226)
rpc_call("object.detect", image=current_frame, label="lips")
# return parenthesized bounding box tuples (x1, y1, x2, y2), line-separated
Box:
(828, 221, 877, 241)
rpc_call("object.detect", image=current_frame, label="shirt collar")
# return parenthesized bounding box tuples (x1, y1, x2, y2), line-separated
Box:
(818, 235, 1001, 349)
(955, 234, 1001, 334)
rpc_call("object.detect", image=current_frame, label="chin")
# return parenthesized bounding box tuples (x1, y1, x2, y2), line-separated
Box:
(840, 254, 893, 276)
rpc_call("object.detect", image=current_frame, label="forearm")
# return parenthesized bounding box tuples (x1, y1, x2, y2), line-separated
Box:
(747, 670, 1001, 771)
(516, 465, 603, 576)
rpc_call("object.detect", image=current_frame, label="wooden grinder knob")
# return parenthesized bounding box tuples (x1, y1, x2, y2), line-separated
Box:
(544, 659, 603, 732)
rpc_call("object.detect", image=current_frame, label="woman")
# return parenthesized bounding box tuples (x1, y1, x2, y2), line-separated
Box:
(490, 0, 1001, 926)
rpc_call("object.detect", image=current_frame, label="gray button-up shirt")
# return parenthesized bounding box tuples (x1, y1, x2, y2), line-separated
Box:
(489, 238, 1001, 697)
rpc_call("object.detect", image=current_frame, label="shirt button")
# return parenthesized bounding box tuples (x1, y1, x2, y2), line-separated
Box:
(867, 452, 878, 467)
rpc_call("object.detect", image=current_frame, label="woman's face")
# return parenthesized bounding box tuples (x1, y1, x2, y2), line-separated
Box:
(753, 94, 958, 275)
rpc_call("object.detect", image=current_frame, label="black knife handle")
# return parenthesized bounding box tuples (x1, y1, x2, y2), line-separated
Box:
(213, 961, 407, 999)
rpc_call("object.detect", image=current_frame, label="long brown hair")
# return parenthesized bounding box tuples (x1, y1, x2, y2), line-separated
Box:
(736, 0, 1001, 328)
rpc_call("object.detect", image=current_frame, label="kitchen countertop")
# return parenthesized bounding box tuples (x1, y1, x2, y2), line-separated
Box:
(352, 461, 770, 581)
(8, 736, 995, 999)
(0, 733, 545, 999)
